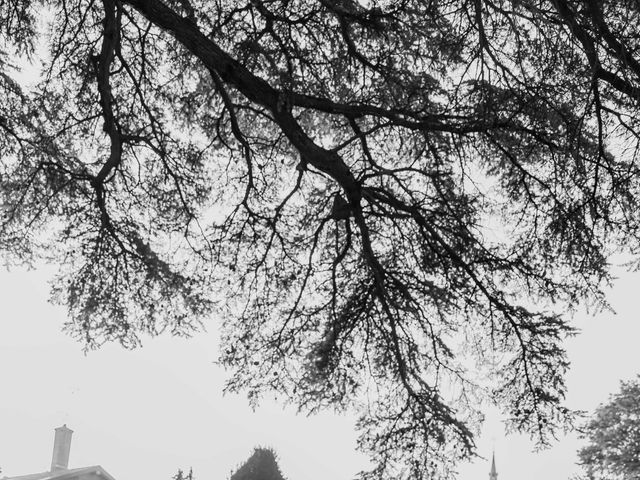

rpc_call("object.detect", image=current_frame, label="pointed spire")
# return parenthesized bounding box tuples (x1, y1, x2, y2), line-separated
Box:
(489, 451, 498, 480)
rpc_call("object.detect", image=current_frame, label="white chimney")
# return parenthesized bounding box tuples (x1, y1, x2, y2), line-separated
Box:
(50, 425, 73, 471)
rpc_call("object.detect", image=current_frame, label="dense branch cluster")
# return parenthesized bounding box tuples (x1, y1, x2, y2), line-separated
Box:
(2, 0, 640, 478)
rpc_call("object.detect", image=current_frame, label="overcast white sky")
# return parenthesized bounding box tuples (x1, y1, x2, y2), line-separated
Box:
(0, 263, 638, 480)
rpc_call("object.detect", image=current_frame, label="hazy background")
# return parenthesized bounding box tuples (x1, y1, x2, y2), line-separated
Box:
(1, 263, 638, 480)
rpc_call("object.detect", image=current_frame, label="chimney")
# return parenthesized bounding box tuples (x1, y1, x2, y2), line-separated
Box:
(50, 425, 73, 471)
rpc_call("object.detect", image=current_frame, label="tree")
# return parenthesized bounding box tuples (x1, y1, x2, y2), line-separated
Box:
(577, 377, 640, 480)
(173, 469, 195, 480)
(230, 448, 286, 480)
(2, 0, 640, 478)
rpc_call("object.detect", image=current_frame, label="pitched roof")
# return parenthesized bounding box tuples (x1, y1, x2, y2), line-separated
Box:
(4, 466, 115, 480)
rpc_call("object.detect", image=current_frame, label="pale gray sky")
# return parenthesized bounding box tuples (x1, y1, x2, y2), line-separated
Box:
(0, 264, 638, 480)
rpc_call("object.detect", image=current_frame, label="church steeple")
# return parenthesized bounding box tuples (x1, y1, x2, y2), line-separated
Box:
(489, 451, 498, 480)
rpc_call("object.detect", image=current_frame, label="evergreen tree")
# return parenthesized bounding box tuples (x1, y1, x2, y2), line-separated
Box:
(173, 469, 194, 480)
(230, 448, 286, 480)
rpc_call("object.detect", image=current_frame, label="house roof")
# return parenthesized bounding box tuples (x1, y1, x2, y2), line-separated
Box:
(4, 466, 116, 480)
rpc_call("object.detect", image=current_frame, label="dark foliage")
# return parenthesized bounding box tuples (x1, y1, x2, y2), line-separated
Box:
(3, 0, 640, 478)
(230, 448, 286, 480)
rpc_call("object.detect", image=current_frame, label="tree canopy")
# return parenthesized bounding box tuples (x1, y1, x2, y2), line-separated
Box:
(230, 448, 286, 480)
(577, 377, 640, 480)
(2, 0, 640, 478)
